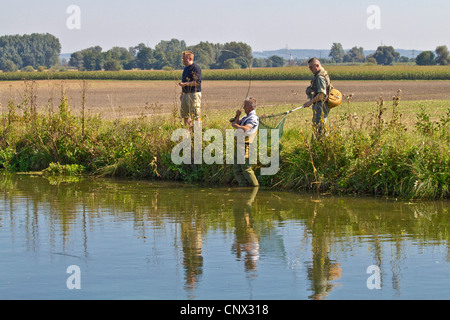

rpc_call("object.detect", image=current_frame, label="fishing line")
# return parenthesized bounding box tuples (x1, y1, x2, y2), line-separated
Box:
(155, 46, 254, 123)
(218, 49, 254, 126)
(219, 49, 253, 110)
(155, 46, 186, 121)
(157, 47, 182, 87)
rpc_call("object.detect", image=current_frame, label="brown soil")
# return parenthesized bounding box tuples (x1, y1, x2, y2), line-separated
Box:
(1, 80, 449, 118)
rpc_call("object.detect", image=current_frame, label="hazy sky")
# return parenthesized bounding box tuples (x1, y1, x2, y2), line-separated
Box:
(1, 0, 449, 53)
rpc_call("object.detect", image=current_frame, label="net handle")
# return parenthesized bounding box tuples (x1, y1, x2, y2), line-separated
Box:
(260, 104, 305, 119)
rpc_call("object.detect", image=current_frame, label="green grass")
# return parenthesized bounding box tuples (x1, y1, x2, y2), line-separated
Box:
(1, 65, 449, 81)
(0, 87, 449, 199)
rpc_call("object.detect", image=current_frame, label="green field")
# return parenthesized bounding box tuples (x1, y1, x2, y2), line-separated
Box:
(1, 65, 450, 81)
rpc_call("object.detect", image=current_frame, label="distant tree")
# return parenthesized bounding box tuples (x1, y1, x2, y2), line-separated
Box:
(69, 46, 104, 71)
(435, 45, 449, 65)
(399, 56, 410, 63)
(152, 47, 171, 70)
(81, 46, 104, 71)
(154, 39, 187, 69)
(1, 59, 18, 72)
(223, 58, 240, 69)
(345, 46, 365, 63)
(415, 51, 436, 65)
(267, 55, 285, 67)
(329, 43, 345, 63)
(217, 42, 252, 69)
(157, 39, 187, 54)
(69, 51, 84, 70)
(342, 53, 351, 63)
(252, 58, 266, 68)
(0, 33, 61, 69)
(189, 41, 217, 69)
(369, 46, 400, 65)
(103, 59, 122, 71)
(135, 44, 155, 70)
(104, 47, 135, 70)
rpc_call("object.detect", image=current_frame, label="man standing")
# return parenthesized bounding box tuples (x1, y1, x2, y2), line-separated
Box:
(303, 58, 331, 140)
(179, 51, 202, 126)
(231, 97, 259, 187)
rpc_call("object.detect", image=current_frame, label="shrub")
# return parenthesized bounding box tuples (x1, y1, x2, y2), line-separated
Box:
(21, 66, 35, 72)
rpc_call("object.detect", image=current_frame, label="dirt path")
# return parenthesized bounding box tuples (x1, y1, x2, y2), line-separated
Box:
(1, 80, 449, 118)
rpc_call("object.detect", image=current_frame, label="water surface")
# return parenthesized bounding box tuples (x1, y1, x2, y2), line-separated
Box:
(0, 173, 449, 300)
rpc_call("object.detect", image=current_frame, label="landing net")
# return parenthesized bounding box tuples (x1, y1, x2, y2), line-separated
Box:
(258, 105, 305, 144)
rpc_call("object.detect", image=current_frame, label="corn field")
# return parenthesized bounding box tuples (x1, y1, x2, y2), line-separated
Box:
(0, 65, 449, 81)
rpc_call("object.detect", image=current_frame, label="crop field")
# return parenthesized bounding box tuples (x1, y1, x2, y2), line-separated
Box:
(0, 65, 449, 81)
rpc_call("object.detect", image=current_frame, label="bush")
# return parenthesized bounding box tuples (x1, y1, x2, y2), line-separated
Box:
(22, 65, 35, 72)
(416, 51, 436, 65)
(1, 59, 18, 72)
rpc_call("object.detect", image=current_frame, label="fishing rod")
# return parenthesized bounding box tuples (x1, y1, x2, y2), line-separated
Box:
(260, 104, 306, 120)
(155, 46, 253, 124)
(221, 49, 253, 123)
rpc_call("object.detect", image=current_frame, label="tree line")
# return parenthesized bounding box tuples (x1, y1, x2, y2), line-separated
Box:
(69, 40, 449, 72)
(0, 33, 448, 72)
(327, 43, 449, 66)
(0, 33, 61, 72)
(67, 40, 264, 71)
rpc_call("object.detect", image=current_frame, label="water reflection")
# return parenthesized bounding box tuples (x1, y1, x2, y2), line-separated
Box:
(232, 187, 260, 276)
(0, 173, 449, 300)
(304, 201, 342, 300)
(181, 186, 261, 295)
(181, 203, 204, 292)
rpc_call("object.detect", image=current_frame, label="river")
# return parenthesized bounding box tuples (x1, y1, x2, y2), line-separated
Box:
(0, 173, 449, 300)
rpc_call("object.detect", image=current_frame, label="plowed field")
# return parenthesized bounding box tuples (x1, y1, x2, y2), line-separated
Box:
(1, 80, 449, 118)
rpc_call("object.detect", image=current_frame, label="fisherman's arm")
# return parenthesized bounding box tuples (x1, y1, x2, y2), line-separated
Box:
(179, 80, 199, 87)
(232, 122, 253, 133)
(304, 76, 327, 107)
(179, 68, 201, 88)
(304, 92, 325, 108)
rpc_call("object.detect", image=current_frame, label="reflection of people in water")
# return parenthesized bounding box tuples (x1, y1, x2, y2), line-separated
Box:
(181, 214, 204, 292)
(231, 187, 260, 275)
(307, 203, 343, 300)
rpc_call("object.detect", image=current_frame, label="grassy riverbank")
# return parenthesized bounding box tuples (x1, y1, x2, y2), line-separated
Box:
(0, 90, 449, 199)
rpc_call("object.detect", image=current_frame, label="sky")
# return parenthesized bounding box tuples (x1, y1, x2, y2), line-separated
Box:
(0, 0, 449, 53)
